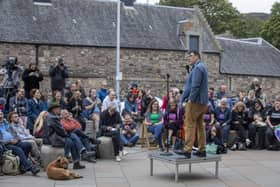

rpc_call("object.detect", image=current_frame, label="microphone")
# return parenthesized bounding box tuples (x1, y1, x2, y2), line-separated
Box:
(185, 65, 190, 73)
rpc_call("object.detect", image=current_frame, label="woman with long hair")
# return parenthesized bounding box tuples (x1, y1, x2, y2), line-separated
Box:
(22, 63, 43, 98)
(33, 111, 48, 140)
(144, 99, 164, 151)
(27, 89, 45, 134)
(230, 101, 249, 150)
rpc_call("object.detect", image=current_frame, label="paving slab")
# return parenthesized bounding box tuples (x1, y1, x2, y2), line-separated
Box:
(0, 146, 279, 187)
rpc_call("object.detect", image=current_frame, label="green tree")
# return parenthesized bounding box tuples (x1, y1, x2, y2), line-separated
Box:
(160, 0, 267, 38)
(271, 2, 280, 15)
(261, 2, 280, 49)
(160, 0, 240, 34)
(231, 15, 265, 38)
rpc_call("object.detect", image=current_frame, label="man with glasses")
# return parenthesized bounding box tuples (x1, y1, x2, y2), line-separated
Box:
(178, 51, 209, 158)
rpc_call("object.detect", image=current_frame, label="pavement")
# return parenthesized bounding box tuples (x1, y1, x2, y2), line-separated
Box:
(0, 147, 279, 187)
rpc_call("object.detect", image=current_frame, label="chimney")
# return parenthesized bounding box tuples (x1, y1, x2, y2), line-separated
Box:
(121, 0, 135, 6)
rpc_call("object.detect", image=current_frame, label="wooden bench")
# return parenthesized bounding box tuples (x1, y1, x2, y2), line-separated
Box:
(148, 152, 221, 182)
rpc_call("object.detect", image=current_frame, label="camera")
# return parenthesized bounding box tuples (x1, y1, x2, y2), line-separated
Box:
(58, 58, 64, 66)
(2, 57, 18, 71)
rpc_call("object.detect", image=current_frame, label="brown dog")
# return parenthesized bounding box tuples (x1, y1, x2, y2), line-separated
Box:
(47, 156, 83, 180)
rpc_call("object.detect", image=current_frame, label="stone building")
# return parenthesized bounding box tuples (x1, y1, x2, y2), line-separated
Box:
(217, 37, 280, 101)
(0, 0, 279, 100)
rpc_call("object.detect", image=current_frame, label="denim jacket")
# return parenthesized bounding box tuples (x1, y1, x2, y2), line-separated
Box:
(180, 60, 208, 105)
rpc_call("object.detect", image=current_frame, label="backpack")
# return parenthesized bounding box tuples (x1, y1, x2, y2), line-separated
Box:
(0, 150, 20, 175)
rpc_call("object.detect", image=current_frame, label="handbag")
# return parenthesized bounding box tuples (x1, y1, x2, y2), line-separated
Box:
(0, 150, 20, 175)
(206, 143, 218, 154)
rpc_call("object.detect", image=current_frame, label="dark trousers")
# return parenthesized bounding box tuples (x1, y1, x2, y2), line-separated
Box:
(104, 130, 123, 156)
(266, 126, 277, 146)
(0, 144, 4, 162)
(231, 124, 247, 143)
(248, 124, 267, 148)
(6, 142, 33, 172)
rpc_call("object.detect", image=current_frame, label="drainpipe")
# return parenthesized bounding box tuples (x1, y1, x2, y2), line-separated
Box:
(35, 45, 39, 65)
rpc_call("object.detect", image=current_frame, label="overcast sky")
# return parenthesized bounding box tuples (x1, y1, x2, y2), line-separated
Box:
(136, 0, 280, 13)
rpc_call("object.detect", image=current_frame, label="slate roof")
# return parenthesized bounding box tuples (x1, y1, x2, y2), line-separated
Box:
(217, 37, 280, 77)
(0, 0, 220, 52)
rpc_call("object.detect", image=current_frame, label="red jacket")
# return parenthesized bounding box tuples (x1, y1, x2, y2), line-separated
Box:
(61, 118, 82, 132)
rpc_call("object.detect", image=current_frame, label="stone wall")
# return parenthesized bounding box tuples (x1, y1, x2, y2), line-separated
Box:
(0, 43, 279, 101)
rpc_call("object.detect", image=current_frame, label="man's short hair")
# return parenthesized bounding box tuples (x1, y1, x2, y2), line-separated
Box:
(108, 102, 117, 111)
(7, 112, 17, 123)
(188, 50, 201, 59)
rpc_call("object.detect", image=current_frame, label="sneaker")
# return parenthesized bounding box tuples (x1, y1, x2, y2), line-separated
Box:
(30, 166, 40, 176)
(116, 155, 122, 162)
(66, 156, 73, 163)
(84, 156, 97, 163)
(174, 149, 186, 155)
(230, 144, 237, 151)
(150, 137, 156, 144)
(82, 151, 96, 160)
(120, 150, 128, 157)
(127, 142, 133, 147)
(245, 139, 251, 147)
(183, 152, 191, 159)
(238, 143, 247, 150)
(173, 150, 191, 159)
(193, 151, 206, 157)
(73, 162, 86, 170)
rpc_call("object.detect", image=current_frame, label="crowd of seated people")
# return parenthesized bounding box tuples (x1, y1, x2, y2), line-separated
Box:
(0, 56, 279, 177)
(204, 80, 280, 151)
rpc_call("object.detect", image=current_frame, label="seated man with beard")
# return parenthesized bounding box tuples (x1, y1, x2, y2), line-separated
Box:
(8, 111, 43, 166)
(0, 111, 40, 175)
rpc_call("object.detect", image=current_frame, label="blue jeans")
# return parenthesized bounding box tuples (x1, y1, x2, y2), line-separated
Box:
(6, 142, 33, 172)
(0, 144, 4, 162)
(64, 137, 81, 163)
(147, 124, 164, 148)
(72, 129, 94, 151)
(120, 133, 139, 145)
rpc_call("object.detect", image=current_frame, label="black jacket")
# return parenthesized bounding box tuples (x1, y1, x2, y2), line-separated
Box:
(47, 112, 69, 147)
(99, 109, 122, 135)
(49, 65, 69, 91)
(22, 69, 43, 95)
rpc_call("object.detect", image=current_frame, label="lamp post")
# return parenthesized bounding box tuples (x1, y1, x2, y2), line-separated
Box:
(116, 0, 121, 101)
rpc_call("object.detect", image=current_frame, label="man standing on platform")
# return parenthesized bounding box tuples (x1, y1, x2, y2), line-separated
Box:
(179, 51, 208, 158)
